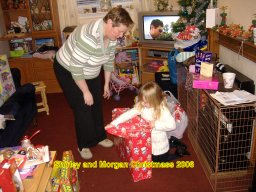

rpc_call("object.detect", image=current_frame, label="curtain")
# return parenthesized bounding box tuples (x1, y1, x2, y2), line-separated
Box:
(57, 0, 154, 37)
(57, 0, 79, 31)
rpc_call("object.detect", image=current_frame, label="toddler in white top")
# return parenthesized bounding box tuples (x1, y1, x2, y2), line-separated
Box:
(105, 81, 176, 162)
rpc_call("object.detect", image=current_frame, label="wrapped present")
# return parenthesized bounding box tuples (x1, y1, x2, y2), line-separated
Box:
(107, 108, 152, 182)
(192, 73, 219, 90)
(107, 108, 152, 138)
(50, 150, 79, 192)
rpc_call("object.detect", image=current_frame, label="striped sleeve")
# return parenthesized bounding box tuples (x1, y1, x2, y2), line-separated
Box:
(56, 19, 116, 80)
(103, 42, 116, 72)
(69, 25, 98, 80)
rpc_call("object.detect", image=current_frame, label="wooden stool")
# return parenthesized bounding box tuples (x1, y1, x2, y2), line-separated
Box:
(32, 81, 49, 115)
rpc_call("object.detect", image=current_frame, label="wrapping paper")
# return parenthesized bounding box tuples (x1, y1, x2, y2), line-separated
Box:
(107, 108, 152, 182)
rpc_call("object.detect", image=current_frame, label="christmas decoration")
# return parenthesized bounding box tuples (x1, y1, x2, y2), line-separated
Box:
(153, 0, 172, 12)
(214, 23, 253, 41)
(212, 11, 255, 42)
(172, 0, 213, 36)
(176, 25, 200, 40)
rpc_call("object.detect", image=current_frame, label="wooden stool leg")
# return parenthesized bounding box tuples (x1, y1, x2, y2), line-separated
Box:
(33, 81, 50, 115)
(41, 89, 49, 115)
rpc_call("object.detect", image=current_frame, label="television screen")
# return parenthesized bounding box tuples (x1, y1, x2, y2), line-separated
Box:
(138, 11, 180, 47)
(143, 15, 180, 40)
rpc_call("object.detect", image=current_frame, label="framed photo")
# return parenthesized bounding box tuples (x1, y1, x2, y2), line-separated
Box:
(35, 38, 55, 50)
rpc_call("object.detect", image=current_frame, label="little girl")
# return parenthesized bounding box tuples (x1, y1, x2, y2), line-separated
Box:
(105, 81, 176, 162)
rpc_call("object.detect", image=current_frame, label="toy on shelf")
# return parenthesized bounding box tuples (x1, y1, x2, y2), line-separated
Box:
(110, 66, 139, 101)
(157, 60, 169, 72)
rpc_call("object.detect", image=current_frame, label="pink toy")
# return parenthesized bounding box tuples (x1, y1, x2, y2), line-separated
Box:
(110, 66, 139, 101)
(115, 51, 128, 64)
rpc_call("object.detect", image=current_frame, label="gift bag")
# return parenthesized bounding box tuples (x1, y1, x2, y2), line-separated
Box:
(165, 91, 188, 139)
(106, 108, 152, 182)
(167, 48, 180, 85)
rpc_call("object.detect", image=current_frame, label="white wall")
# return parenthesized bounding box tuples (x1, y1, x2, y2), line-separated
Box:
(217, 0, 256, 92)
(59, 0, 180, 28)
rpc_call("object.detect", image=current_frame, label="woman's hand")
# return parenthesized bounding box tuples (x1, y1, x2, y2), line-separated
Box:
(103, 83, 111, 99)
(74, 80, 93, 105)
(83, 91, 93, 106)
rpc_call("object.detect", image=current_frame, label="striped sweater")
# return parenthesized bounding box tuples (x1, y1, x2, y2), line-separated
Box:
(56, 19, 116, 80)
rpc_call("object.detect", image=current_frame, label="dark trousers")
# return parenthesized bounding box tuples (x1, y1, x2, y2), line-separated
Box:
(53, 59, 106, 150)
(152, 152, 170, 162)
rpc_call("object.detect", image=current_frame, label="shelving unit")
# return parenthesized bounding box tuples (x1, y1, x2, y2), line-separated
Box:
(139, 45, 171, 84)
(0, 0, 61, 50)
(0, 0, 62, 93)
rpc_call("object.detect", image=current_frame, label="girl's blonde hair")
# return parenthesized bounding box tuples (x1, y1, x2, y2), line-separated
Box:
(135, 81, 167, 121)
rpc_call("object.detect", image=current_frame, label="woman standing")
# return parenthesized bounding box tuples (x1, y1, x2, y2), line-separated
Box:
(54, 7, 133, 159)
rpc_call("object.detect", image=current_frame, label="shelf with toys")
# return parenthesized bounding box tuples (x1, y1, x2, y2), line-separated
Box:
(0, 0, 62, 93)
(139, 45, 171, 84)
(114, 45, 140, 82)
(0, 0, 61, 54)
(110, 45, 140, 100)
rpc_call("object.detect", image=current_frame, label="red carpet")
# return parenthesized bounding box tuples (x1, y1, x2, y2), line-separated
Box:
(29, 89, 213, 192)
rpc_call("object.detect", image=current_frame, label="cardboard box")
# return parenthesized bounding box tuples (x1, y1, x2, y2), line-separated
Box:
(195, 50, 212, 74)
(192, 73, 219, 90)
(206, 8, 221, 28)
(200, 62, 214, 77)
(107, 108, 152, 182)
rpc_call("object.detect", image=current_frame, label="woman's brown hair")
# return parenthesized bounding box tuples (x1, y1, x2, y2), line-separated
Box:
(103, 7, 134, 28)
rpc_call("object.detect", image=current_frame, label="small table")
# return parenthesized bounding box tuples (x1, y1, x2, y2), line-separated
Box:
(23, 151, 56, 192)
(32, 81, 49, 115)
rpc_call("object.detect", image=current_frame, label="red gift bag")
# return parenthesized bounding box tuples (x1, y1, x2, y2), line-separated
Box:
(0, 159, 24, 192)
(107, 108, 152, 182)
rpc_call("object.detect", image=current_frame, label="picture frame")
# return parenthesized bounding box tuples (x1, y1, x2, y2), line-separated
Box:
(35, 38, 55, 51)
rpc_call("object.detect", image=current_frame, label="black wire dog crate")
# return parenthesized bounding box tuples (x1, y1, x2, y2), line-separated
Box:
(187, 88, 256, 192)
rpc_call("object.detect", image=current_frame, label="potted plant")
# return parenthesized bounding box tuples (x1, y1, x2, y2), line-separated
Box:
(252, 14, 256, 45)
(220, 6, 228, 26)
